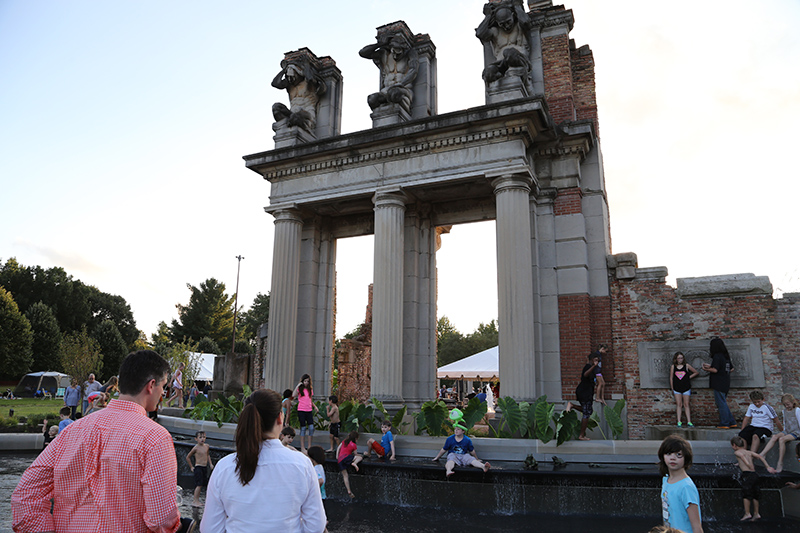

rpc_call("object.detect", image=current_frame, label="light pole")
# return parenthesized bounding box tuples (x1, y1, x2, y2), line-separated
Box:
(231, 255, 244, 354)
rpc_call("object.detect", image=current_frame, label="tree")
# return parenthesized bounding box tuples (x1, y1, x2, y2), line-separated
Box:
(162, 340, 201, 388)
(94, 320, 128, 380)
(170, 278, 235, 350)
(238, 292, 270, 347)
(25, 301, 63, 372)
(151, 321, 172, 354)
(464, 320, 499, 355)
(60, 326, 103, 389)
(436, 316, 467, 367)
(0, 286, 34, 379)
(86, 286, 139, 349)
(197, 336, 221, 355)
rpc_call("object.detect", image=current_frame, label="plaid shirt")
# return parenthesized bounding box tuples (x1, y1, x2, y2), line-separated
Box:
(12, 399, 181, 533)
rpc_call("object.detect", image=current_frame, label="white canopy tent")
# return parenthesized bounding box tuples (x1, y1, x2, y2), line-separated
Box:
(190, 352, 216, 382)
(437, 346, 498, 380)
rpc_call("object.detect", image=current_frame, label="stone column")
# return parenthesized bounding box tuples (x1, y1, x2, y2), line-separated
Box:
(264, 207, 303, 391)
(371, 190, 406, 406)
(492, 174, 537, 401)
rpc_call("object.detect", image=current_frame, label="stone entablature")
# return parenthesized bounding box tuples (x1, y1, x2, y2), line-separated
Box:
(677, 274, 773, 299)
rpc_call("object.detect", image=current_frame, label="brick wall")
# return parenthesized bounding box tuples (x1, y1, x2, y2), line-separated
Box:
(541, 32, 574, 124)
(571, 43, 599, 137)
(553, 187, 582, 215)
(335, 284, 373, 403)
(776, 294, 800, 394)
(611, 275, 794, 439)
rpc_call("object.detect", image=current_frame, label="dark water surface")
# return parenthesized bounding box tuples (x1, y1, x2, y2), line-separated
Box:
(2, 452, 798, 533)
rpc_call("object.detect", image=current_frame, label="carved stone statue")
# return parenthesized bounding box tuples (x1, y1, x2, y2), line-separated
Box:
(271, 55, 327, 133)
(476, 0, 532, 84)
(359, 32, 419, 112)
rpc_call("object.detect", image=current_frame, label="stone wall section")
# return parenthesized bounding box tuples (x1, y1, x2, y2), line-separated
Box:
(776, 294, 800, 394)
(611, 273, 792, 439)
(571, 43, 599, 137)
(335, 284, 373, 403)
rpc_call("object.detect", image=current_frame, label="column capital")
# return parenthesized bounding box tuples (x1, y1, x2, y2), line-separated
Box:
(266, 204, 303, 224)
(372, 189, 407, 210)
(491, 174, 533, 195)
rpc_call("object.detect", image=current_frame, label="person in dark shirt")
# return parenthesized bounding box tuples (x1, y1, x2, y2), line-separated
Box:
(702, 338, 736, 428)
(566, 353, 601, 440)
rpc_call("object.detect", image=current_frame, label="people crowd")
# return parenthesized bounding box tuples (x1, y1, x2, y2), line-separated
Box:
(11, 338, 800, 532)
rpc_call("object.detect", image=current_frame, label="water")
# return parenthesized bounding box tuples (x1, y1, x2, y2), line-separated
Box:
(2, 452, 798, 532)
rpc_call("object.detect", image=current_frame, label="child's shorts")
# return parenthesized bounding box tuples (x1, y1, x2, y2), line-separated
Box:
(298, 410, 314, 427)
(447, 453, 474, 466)
(580, 400, 593, 419)
(789, 431, 800, 440)
(739, 471, 761, 500)
(338, 454, 355, 471)
(329, 422, 340, 438)
(739, 425, 772, 442)
(370, 441, 386, 457)
(194, 465, 208, 487)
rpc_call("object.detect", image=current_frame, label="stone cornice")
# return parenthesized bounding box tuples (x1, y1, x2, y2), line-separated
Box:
(260, 125, 531, 181)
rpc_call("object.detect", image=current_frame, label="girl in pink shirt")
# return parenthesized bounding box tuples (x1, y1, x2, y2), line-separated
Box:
(293, 374, 318, 453)
(336, 431, 362, 498)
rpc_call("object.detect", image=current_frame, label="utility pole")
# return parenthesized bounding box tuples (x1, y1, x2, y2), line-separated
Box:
(231, 255, 244, 354)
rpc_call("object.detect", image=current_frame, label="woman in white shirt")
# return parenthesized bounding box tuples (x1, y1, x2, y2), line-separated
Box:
(200, 389, 326, 533)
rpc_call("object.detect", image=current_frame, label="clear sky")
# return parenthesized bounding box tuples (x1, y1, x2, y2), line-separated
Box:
(2, 0, 799, 342)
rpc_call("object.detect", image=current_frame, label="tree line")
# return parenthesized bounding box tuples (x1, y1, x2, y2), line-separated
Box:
(0, 258, 270, 383)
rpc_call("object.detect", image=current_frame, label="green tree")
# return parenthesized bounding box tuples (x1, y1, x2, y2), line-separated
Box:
(464, 320, 499, 355)
(197, 336, 221, 355)
(94, 320, 128, 380)
(0, 286, 34, 379)
(170, 278, 235, 350)
(436, 316, 467, 367)
(86, 287, 138, 348)
(60, 326, 103, 389)
(25, 301, 63, 372)
(151, 321, 172, 354)
(238, 292, 270, 347)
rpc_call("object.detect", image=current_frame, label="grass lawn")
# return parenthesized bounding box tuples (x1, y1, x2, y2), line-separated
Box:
(0, 398, 65, 420)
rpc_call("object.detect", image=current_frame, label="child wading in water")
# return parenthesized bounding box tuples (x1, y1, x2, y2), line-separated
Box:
(327, 395, 340, 453)
(658, 435, 703, 533)
(432, 409, 490, 477)
(186, 430, 214, 507)
(336, 431, 362, 498)
(730, 435, 772, 521)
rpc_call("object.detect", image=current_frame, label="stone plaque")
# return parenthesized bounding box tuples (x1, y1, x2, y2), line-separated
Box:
(637, 338, 765, 389)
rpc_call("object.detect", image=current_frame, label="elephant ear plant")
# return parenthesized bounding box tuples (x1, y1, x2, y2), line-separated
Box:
(187, 385, 252, 427)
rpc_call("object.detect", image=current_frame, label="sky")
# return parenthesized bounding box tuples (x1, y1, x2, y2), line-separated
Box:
(1, 0, 799, 342)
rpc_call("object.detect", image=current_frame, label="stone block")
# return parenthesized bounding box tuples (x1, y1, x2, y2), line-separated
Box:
(553, 213, 585, 240)
(676, 273, 773, 298)
(555, 240, 587, 268)
(556, 266, 589, 294)
(637, 338, 766, 389)
(635, 266, 668, 281)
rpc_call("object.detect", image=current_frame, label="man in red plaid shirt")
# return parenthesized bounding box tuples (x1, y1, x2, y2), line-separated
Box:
(12, 350, 182, 533)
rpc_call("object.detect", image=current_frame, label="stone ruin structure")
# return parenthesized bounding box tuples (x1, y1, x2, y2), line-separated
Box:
(246, 0, 800, 431)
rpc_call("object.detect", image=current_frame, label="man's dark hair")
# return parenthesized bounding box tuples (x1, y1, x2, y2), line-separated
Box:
(118, 350, 170, 395)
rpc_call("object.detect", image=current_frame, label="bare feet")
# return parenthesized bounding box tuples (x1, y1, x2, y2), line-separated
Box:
(483, 462, 491, 472)
(347, 491, 354, 498)
(578, 436, 591, 441)
(776, 465, 783, 473)
(740, 515, 752, 521)
(751, 514, 761, 521)
(325, 449, 334, 453)
(599, 398, 607, 406)
(446, 470, 454, 478)
(767, 466, 777, 474)
(352, 464, 359, 472)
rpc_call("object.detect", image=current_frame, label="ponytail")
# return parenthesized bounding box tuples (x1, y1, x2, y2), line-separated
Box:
(234, 389, 281, 485)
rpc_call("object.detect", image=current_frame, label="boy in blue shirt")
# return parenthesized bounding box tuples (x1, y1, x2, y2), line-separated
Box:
(432, 422, 490, 477)
(364, 420, 396, 461)
(57, 407, 73, 433)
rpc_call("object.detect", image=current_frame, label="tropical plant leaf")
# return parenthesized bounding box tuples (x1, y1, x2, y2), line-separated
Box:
(390, 405, 410, 435)
(588, 410, 605, 439)
(555, 409, 580, 445)
(605, 400, 624, 439)
(534, 399, 555, 442)
(461, 397, 488, 430)
(613, 397, 626, 416)
(419, 399, 448, 436)
(496, 396, 524, 436)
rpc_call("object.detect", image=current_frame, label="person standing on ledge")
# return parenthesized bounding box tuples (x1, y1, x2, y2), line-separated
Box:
(702, 338, 737, 428)
(12, 350, 182, 533)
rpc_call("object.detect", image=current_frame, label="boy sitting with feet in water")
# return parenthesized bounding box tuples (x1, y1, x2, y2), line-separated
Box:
(364, 420, 396, 461)
(186, 430, 214, 507)
(432, 410, 490, 477)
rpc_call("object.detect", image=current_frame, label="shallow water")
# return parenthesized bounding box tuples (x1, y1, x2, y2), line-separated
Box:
(2, 452, 798, 532)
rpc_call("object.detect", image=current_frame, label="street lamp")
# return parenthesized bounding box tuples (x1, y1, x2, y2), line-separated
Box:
(231, 255, 244, 353)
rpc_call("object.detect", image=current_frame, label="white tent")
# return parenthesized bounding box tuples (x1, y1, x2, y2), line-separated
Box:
(437, 346, 498, 380)
(188, 352, 216, 382)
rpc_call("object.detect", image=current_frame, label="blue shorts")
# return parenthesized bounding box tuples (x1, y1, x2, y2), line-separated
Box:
(673, 390, 691, 396)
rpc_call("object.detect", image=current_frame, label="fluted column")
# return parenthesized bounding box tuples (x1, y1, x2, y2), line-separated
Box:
(493, 174, 537, 401)
(264, 207, 303, 391)
(371, 190, 406, 405)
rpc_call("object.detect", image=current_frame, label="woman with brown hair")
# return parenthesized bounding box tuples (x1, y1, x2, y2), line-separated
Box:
(200, 389, 326, 532)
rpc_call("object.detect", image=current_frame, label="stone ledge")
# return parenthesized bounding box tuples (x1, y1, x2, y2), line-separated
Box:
(677, 273, 772, 298)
